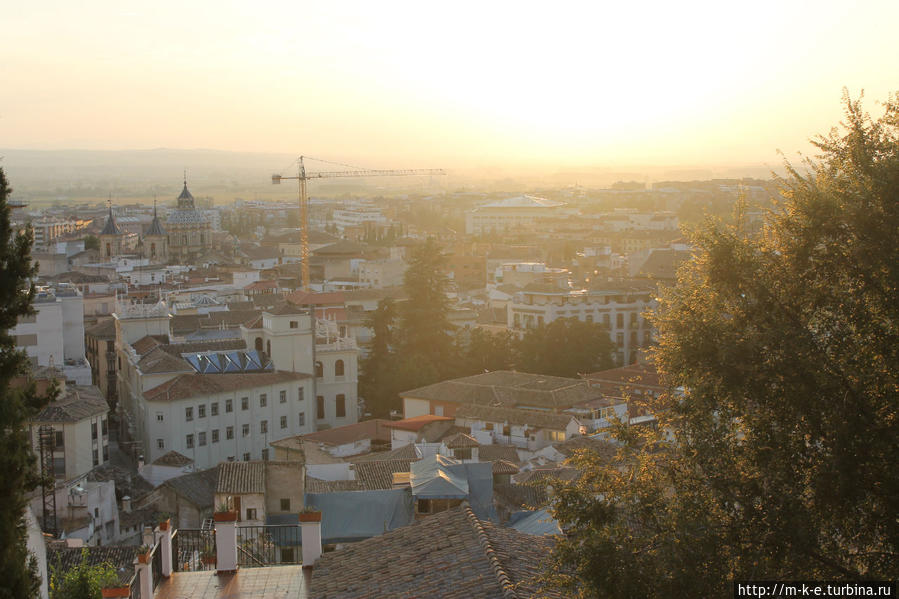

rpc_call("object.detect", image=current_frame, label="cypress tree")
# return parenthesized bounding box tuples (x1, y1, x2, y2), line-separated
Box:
(0, 167, 51, 599)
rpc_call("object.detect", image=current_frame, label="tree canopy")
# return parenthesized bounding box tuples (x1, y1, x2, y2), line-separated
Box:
(0, 168, 52, 599)
(547, 92, 899, 596)
(516, 318, 615, 378)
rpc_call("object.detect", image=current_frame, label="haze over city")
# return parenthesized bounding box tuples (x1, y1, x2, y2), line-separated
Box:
(4, 0, 897, 173)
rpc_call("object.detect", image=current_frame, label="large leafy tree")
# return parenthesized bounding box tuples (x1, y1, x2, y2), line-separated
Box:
(0, 168, 52, 599)
(548, 93, 899, 597)
(358, 298, 399, 417)
(515, 318, 615, 378)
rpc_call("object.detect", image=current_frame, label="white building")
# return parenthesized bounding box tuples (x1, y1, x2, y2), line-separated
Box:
(332, 201, 388, 232)
(115, 299, 360, 469)
(13, 285, 91, 384)
(465, 195, 567, 235)
(507, 283, 655, 364)
(29, 383, 110, 480)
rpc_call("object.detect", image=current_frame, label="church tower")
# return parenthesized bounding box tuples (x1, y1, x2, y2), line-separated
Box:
(98, 202, 123, 259)
(143, 199, 168, 262)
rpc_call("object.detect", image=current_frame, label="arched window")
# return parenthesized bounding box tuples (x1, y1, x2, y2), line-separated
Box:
(254, 337, 263, 352)
(150, 243, 156, 258)
(315, 361, 323, 378)
(105, 243, 111, 257)
(335, 360, 344, 377)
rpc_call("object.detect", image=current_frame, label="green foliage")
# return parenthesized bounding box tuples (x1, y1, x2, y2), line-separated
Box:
(82, 234, 99, 250)
(516, 318, 615, 378)
(50, 549, 120, 599)
(358, 298, 400, 417)
(454, 327, 516, 375)
(546, 92, 899, 597)
(0, 168, 52, 599)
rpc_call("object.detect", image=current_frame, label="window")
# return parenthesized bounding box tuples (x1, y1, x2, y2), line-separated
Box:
(262, 448, 269, 461)
(212, 429, 220, 443)
(289, 321, 298, 329)
(298, 387, 304, 402)
(280, 498, 290, 511)
(502, 424, 511, 437)
(157, 438, 164, 449)
(54, 431, 64, 448)
(241, 397, 248, 411)
(242, 424, 249, 437)
(316, 396, 325, 420)
(226, 399, 233, 413)
(315, 361, 323, 378)
(211, 402, 219, 416)
(156, 413, 164, 422)
(260, 420, 268, 434)
(186, 434, 194, 449)
(185, 407, 193, 421)
(243, 452, 251, 462)
(91, 422, 98, 440)
(336, 394, 346, 418)
(280, 415, 287, 429)
(603, 313, 610, 326)
(298, 412, 305, 427)
(101, 419, 108, 436)
(616, 313, 624, 328)
(335, 360, 344, 377)
(259, 394, 267, 408)
(198, 432, 207, 446)
(246, 508, 257, 520)
(198, 404, 206, 418)
(547, 430, 565, 442)
(226, 426, 234, 440)
(484, 422, 494, 431)
(279, 390, 286, 403)
(227, 456, 235, 462)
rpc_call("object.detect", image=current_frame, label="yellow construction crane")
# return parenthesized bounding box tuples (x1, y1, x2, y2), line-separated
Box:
(272, 156, 445, 291)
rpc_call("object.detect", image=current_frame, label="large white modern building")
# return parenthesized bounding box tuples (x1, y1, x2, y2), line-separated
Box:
(114, 299, 359, 470)
(465, 195, 567, 235)
(12, 284, 92, 384)
(507, 282, 655, 364)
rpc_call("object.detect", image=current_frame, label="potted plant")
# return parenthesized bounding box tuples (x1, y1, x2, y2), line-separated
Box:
(158, 511, 172, 531)
(298, 506, 322, 522)
(136, 544, 152, 564)
(213, 501, 238, 522)
(96, 567, 128, 597)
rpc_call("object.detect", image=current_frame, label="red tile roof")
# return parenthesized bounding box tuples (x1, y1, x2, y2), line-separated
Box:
(383, 414, 453, 432)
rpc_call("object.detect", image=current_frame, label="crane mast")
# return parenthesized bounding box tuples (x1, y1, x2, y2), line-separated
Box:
(273, 156, 445, 291)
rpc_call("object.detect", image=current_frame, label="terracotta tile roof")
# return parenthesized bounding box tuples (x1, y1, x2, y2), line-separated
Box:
(515, 467, 581, 485)
(353, 459, 418, 490)
(132, 335, 167, 355)
(159, 466, 219, 509)
(492, 460, 520, 475)
(383, 414, 453, 432)
(137, 347, 193, 374)
(35, 385, 108, 422)
(582, 362, 662, 390)
(308, 504, 558, 598)
(401, 370, 603, 410)
(300, 419, 392, 447)
(455, 404, 578, 431)
(85, 316, 116, 338)
(263, 301, 306, 316)
(152, 450, 194, 467)
(244, 279, 277, 291)
(216, 461, 265, 494)
(158, 339, 247, 357)
(143, 371, 311, 402)
(477, 445, 520, 463)
(348, 443, 419, 463)
(444, 431, 480, 449)
(284, 290, 346, 306)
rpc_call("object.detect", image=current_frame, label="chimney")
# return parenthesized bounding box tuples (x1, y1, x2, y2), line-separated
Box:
(122, 495, 131, 513)
(300, 513, 322, 567)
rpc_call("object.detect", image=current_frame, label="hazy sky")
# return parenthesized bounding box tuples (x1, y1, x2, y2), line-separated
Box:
(3, 0, 897, 170)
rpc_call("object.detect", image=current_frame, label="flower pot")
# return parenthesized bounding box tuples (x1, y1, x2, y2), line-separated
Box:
(101, 587, 131, 598)
(213, 510, 238, 522)
(159, 518, 171, 531)
(298, 511, 322, 522)
(137, 551, 151, 564)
